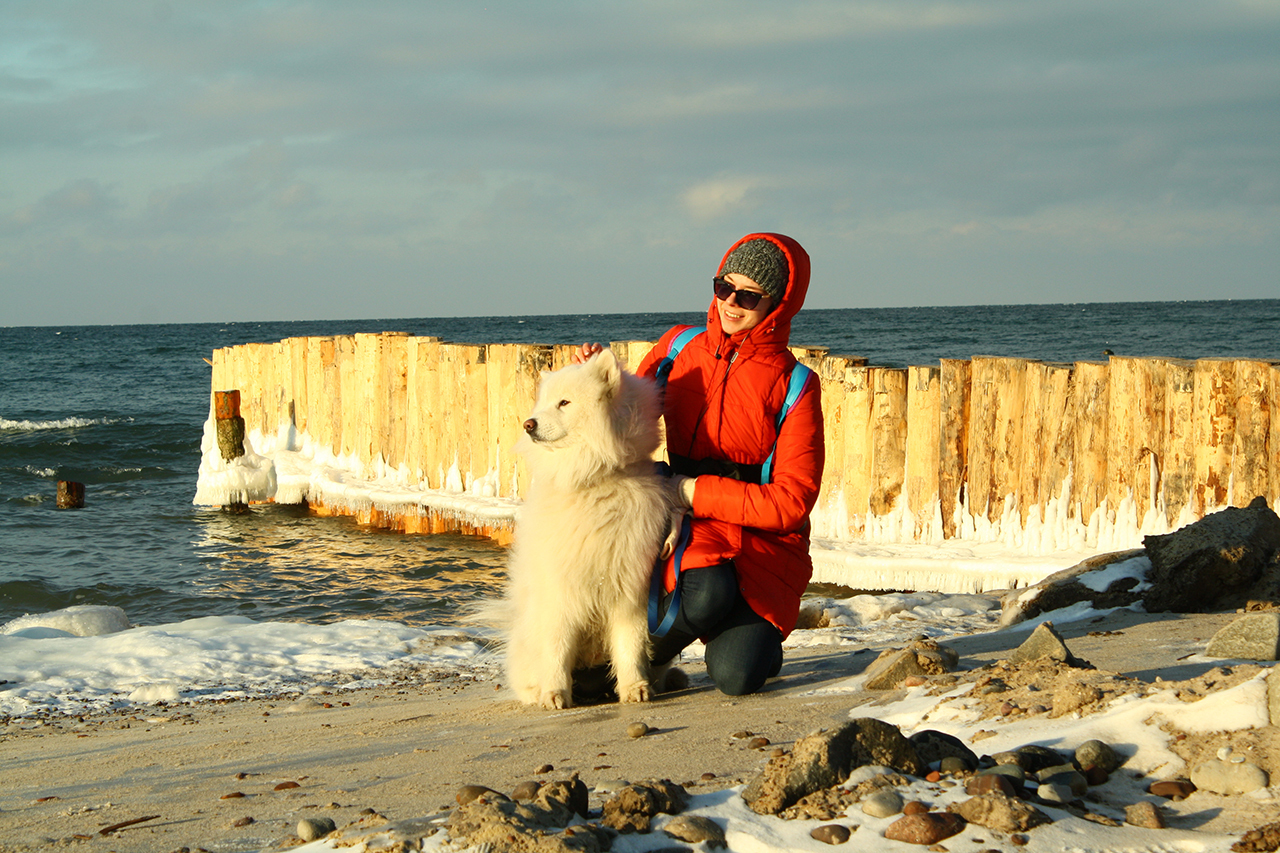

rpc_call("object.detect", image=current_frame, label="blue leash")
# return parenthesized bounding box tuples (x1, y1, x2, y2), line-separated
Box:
(648, 514, 691, 637)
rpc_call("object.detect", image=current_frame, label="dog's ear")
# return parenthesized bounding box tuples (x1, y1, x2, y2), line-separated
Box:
(592, 348, 622, 397)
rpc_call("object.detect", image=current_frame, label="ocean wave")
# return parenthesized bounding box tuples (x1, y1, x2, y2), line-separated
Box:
(0, 416, 123, 432)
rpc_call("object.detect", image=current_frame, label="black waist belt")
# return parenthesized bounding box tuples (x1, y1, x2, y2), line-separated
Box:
(669, 453, 763, 484)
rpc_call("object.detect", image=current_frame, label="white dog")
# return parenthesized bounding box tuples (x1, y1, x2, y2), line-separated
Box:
(503, 348, 670, 710)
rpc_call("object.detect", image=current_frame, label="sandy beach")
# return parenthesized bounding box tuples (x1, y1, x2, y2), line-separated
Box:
(4, 606, 1277, 853)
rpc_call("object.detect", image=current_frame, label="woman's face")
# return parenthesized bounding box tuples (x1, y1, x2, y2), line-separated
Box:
(715, 273, 774, 335)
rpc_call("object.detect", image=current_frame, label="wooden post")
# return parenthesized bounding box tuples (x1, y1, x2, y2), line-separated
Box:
(967, 357, 1028, 523)
(1272, 364, 1280, 510)
(813, 355, 852, 537)
(905, 365, 940, 539)
(56, 480, 85, 509)
(214, 390, 246, 461)
(379, 333, 410, 472)
(1193, 358, 1236, 513)
(1071, 361, 1109, 526)
(1161, 359, 1196, 527)
(1233, 359, 1272, 507)
(1106, 357, 1166, 530)
(841, 366, 873, 538)
(869, 367, 907, 519)
(1019, 362, 1073, 526)
(938, 359, 970, 538)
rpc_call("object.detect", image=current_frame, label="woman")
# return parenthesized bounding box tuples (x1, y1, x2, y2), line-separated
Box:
(576, 232, 824, 697)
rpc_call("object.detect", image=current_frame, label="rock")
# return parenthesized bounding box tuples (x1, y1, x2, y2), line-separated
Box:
(601, 779, 689, 832)
(1148, 779, 1196, 800)
(1143, 497, 1280, 613)
(457, 785, 507, 806)
(1190, 759, 1270, 796)
(950, 793, 1052, 833)
(742, 719, 923, 815)
(1270, 666, 1280, 727)
(511, 780, 542, 801)
(662, 814, 726, 848)
(861, 789, 905, 818)
(1075, 739, 1123, 774)
(999, 550, 1147, 626)
(1233, 819, 1280, 852)
(1036, 782, 1074, 804)
(865, 649, 930, 690)
(627, 721, 651, 738)
(1036, 765, 1087, 797)
(865, 638, 959, 689)
(940, 757, 971, 774)
(297, 817, 337, 842)
(965, 774, 1018, 797)
(1206, 613, 1280, 660)
(1009, 622, 1091, 668)
(811, 824, 853, 844)
(996, 745, 1068, 774)
(909, 730, 978, 771)
(1125, 801, 1165, 829)
(884, 812, 966, 845)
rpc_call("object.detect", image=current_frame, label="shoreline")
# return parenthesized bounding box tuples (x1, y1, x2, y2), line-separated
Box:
(3, 607, 1275, 852)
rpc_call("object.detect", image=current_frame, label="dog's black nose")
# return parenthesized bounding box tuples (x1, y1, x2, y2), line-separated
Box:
(523, 418, 537, 434)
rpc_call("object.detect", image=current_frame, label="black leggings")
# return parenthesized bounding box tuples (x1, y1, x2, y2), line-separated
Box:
(650, 562, 783, 696)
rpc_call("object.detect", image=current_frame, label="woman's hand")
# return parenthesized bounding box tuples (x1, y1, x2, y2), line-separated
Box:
(570, 342, 604, 364)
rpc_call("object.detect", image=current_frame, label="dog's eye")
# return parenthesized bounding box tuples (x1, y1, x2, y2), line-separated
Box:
(557, 399, 570, 408)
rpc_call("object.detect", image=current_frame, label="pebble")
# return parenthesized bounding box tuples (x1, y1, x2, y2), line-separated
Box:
(884, 813, 966, 845)
(903, 801, 929, 815)
(811, 824, 853, 845)
(861, 789, 905, 818)
(938, 757, 972, 774)
(274, 781, 301, 791)
(700, 773, 717, 781)
(662, 814, 727, 848)
(626, 722, 650, 738)
(297, 817, 337, 841)
(966, 774, 1017, 797)
(748, 737, 770, 749)
(220, 792, 245, 800)
(534, 763, 554, 775)
(1036, 782, 1075, 804)
(1189, 758, 1270, 795)
(1076, 739, 1122, 774)
(1148, 779, 1196, 800)
(456, 785, 507, 805)
(511, 781, 541, 801)
(231, 816, 254, 828)
(1125, 801, 1165, 829)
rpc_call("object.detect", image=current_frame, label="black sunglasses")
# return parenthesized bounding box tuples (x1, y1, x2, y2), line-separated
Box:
(713, 276, 767, 311)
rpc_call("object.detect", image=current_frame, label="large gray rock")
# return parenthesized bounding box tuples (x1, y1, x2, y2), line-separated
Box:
(999, 550, 1147, 626)
(1205, 613, 1280, 660)
(742, 719, 923, 815)
(1008, 622, 1091, 668)
(1142, 497, 1280, 612)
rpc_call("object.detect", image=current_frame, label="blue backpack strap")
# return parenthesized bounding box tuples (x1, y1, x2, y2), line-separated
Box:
(648, 514, 692, 637)
(654, 326, 705, 389)
(760, 362, 814, 485)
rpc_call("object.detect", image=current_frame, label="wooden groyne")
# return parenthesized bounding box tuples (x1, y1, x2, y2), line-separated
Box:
(204, 333, 1278, 550)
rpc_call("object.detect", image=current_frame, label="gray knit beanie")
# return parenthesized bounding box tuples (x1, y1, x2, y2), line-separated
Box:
(719, 238, 789, 303)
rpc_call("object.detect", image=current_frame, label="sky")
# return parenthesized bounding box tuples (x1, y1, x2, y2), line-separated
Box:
(2, 1, 1277, 327)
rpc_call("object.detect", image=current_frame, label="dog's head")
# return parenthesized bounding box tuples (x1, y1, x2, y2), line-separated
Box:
(518, 348, 660, 484)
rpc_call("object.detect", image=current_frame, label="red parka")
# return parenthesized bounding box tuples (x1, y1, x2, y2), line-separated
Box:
(638, 233, 824, 638)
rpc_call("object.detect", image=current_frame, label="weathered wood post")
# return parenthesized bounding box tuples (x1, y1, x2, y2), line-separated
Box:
(56, 480, 85, 509)
(1233, 359, 1272, 507)
(1071, 361, 1109, 528)
(906, 365, 941, 540)
(214, 388, 247, 513)
(938, 359, 970, 538)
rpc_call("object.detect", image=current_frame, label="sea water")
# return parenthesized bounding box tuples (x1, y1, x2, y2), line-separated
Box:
(3, 300, 1278, 629)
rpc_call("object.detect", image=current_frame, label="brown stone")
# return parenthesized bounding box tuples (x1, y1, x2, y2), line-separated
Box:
(811, 824, 853, 845)
(965, 774, 1017, 797)
(1148, 779, 1197, 800)
(884, 813, 966, 845)
(1232, 820, 1280, 852)
(950, 793, 1052, 833)
(1125, 801, 1166, 829)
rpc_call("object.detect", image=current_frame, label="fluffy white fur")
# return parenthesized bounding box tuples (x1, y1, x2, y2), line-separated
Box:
(504, 348, 669, 710)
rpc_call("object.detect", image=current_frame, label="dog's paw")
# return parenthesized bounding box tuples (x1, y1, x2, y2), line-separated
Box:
(538, 689, 571, 710)
(617, 681, 652, 704)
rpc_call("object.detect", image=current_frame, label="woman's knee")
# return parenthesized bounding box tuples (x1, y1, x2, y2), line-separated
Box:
(675, 563, 739, 632)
